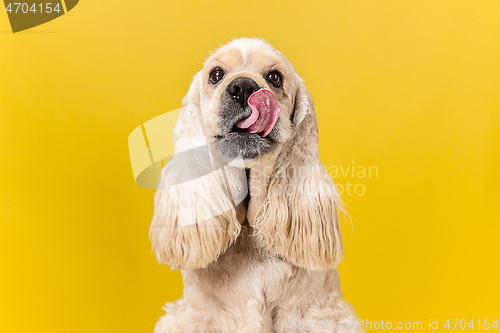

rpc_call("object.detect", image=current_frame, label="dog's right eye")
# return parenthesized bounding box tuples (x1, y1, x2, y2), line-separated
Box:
(209, 67, 225, 85)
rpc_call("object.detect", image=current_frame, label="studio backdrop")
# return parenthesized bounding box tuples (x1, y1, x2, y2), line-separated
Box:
(1, 1, 499, 332)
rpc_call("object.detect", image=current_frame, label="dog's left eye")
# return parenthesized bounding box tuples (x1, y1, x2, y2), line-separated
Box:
(209, 67, 225, 85)
(265, 71, 282, 88)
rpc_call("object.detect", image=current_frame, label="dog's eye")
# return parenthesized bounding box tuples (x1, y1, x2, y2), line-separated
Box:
(209, 67, 225, 85)
(265, 71, 282, 87)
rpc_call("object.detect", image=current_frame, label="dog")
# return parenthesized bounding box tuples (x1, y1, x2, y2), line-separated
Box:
(149, 38, 362, 333)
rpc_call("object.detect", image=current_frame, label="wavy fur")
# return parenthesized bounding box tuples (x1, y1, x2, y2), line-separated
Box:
(253, 84, 344, 270)
(149, 75, 243, 269)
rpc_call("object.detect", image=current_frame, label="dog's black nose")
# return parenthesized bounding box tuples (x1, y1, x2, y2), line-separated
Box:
(226, 77, 260, 109)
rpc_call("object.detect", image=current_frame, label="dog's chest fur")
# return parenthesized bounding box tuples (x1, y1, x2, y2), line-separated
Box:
(179, 221, 342, 332)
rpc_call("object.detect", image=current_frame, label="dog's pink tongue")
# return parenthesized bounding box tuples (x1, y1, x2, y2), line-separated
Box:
(235, 89, 281, 137)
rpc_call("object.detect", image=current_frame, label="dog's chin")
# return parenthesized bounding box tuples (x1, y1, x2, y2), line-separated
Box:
(215, 132, 275, 160)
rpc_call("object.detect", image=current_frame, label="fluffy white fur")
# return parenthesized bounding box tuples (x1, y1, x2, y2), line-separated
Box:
(150, 38, 362, 332)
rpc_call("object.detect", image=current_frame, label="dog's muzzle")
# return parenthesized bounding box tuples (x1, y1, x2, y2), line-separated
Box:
(217, 77, 281, 159)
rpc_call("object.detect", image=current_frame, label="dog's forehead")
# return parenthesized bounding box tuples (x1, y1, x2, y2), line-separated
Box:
(205, 42, 287, 73)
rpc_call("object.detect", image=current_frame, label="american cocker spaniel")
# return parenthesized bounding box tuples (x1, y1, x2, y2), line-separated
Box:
(150, 38, 362, 333)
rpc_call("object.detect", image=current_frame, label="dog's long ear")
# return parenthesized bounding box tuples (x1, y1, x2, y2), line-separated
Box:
(149, 72, 242, 270)
(254, 82, 344, 270)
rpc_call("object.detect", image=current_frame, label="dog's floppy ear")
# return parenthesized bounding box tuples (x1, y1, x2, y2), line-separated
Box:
(149, 72, 242, 270)
(254, 82, 344, 270)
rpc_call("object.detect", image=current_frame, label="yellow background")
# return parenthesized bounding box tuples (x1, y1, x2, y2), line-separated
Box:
(1, 1, 499, 332)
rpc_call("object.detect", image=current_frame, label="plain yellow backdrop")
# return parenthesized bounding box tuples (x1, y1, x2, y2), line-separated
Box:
(1, 1, 499, 332)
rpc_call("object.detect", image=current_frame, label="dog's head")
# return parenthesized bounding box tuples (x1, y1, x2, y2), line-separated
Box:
(183, 38, 305, 161)
(151, 38, 343, 270)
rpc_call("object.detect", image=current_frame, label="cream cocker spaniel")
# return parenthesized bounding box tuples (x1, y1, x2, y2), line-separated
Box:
(150, 38, 362, 333)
